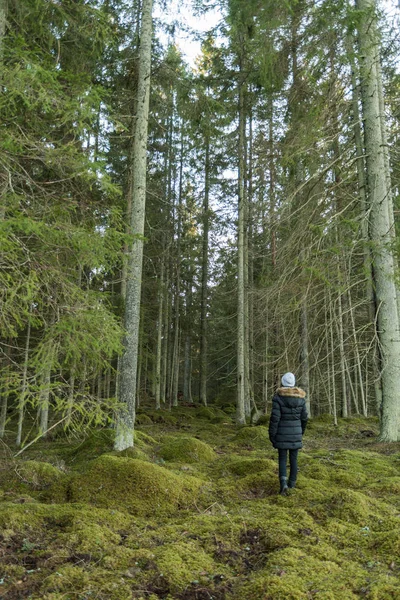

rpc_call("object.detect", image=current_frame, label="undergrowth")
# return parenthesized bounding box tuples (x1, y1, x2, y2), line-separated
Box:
(0, 410, 400, 599)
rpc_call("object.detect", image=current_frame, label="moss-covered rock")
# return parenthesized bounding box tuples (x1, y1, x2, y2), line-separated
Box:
(66, 456, 203, 515)
(158, 435, 216, 463)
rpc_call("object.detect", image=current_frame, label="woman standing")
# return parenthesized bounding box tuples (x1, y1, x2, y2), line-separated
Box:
(268, 372, 308, 495)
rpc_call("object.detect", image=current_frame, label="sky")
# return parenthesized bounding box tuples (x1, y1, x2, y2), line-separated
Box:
(154, 0, 223, 66)
(154, 0, 399, 68)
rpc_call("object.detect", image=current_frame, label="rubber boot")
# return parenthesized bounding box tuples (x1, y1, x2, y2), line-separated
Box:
(279, 477, 289, 496)
(288, 479, 296, 489)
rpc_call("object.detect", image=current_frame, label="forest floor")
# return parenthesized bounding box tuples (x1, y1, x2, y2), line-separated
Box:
(0, 406, 400, 600)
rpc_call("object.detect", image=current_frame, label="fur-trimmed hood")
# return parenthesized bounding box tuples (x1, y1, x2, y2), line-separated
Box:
(277, 386, 306, 399)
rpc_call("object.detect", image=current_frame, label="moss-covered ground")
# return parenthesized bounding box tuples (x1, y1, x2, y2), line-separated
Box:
(1, 410, 400, 599)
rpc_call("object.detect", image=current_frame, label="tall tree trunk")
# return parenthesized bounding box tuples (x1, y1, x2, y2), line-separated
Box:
(329, 291, 338, 426)
(0, 344, 10, 438)
(66, 364, 76, 427)
(171, 128, 184, 407)
(200, 134, 210, 407)
(155, 262, 164, 410)
(183, 271, 193, 403)
(349, 38, 383, 411)
(236, 65, 246, 425)
(357, 0, 400, 441)
(16, 318, 31, 447)
(161, 259, 170, 405)
(0, 0, 7, 220)
(38, 359, 52, 437)
(115, 0, 153, 451)
(300, 296, 310, 416)
(337, 283, 348, 418)
(244, 103, 252, 418)
(0, 0, 6, 80)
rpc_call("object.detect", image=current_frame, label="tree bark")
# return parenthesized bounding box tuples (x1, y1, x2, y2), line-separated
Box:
(357, 0, 400, 441)
(155, 262, 164, 410)
(16, 318, 31, 447)
(199, 134, 210, 407)
(236, 66, 246, 425)
(38, 359, 52, 437)
(115, 0, 153, 450)
(349, 38, 383, 411)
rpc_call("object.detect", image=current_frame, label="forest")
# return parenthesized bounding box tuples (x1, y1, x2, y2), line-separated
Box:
(1, 0, 400, 598)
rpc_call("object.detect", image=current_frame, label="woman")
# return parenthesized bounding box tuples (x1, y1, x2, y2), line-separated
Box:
(268, 372, 308, 495)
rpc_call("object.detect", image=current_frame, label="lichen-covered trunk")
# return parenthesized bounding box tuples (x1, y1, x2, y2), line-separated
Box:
(357, 0, 400, 441)
(115, 0, 153, 451)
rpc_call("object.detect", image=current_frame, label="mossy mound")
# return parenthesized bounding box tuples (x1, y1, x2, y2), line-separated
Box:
(158, 435, 216, 463)
(231, 426, 270, 449)
(195, 406, 216, 420)
(219, 456, 276, 477)
(111, 446, 150, 461)
(237, 471, 279, 497)
(135, 430, 157, 447)
(3, 460, 65, 492)
(146, 410, 178, 425)
(40, 564, 133, 600)
(154, 541, 224, 593)
(232, 546, 365, 600)
(69, 429, 115, 461)
(65, 456, 203, 515)
(136, 413, 153, 425)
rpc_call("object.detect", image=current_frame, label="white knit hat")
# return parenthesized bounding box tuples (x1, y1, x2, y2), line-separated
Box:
(281, 372, 295, 387)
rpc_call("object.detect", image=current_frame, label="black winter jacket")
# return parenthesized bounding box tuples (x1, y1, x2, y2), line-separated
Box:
(268, 387, 308, 450)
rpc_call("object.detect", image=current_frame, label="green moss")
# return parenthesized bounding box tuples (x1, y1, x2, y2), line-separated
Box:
(0, 460, 65, 501)
(66, 456, 203, 515)
(368, 582, 400, 599)
(231, 426, 270, 449)
(368, 477, 400, 495)
(222, 456, 277, 477)
(0, 501, 133, 537)
(233, 547, 365, 600)
(158, 435, 216, 463)
(154, 541, 220, 592)
(69, 429, 114, 461)
(369, 529, 400, 556)
(111, 447, 149, 461)
(237, 471, 279, 497)
(40, 564, 133, 600)
(136, 413, 153, 425)
(195, 406, 216, 420)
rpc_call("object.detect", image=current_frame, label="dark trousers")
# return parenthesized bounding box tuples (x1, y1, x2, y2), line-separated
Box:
(278, 448, 299, 482)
